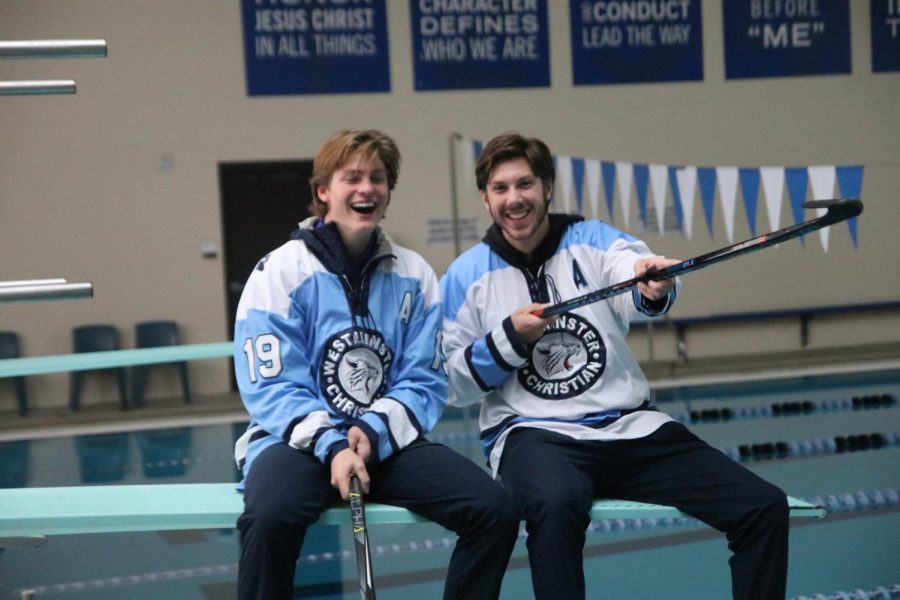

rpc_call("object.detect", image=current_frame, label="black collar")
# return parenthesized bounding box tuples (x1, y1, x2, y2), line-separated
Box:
(293, 220, 379, 286)
(483, 213, 583, 272)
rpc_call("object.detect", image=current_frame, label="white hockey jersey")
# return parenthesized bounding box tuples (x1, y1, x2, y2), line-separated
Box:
(441, 215, 676, 474)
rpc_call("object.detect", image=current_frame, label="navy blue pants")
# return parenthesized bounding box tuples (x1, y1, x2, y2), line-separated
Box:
(499, 422, 789, 600)
(237, 439, 519, 600)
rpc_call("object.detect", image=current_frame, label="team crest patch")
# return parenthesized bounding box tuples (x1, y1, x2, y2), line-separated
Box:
(320, 327, 393, 418)
(518, 313, 606, 399)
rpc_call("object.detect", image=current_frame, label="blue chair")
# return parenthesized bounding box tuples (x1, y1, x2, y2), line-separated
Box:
(0, 440, 29, 488)
(69, 324, 128, 411)
(0, 331, 28, 416)
(137, 428, 191, 478)
(75, 433, 130, 483)
(131, 320, 191, 407)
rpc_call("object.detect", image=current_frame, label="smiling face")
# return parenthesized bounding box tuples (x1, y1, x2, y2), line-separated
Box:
(482, 157, 551, 254)
(317, 152, 390, 258)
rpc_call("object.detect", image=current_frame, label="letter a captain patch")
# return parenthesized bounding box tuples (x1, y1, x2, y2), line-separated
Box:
(572, 259, 587, 288)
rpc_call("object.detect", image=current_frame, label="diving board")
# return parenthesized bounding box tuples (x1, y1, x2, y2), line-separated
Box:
(0, 342, 232, 378)
(0, 483, 825, 540)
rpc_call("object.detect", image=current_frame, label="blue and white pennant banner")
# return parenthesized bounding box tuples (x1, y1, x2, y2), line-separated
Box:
(453, 137, 864, 251)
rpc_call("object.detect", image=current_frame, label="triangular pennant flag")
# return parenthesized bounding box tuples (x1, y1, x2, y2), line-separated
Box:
(738, 167, 760, 236)
(836, 165, 864, 248)
(586, 159, 601, 219)
(675, 166, 697, 239)
(634, 164, 649, 228)
(615, 161, 633, 228)
(785, 167, 809, 244)
(716, 166, 739, 243)
(760, 167, 785, 232)
(698, 167, 717, 238)
(572, 158, 586, 215)
(808, 165, 837, 252)
(602, 161, 616, 222)
(557, 155, 573, 214)
(785, 167, 809, 224)
(452, 139, 863, 251)
(668, 166, 684, 232)
(808, 165, 836, 200)
(649, 164, 668, 234)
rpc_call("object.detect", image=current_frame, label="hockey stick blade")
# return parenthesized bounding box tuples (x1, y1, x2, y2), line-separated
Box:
(535, 198, 862, 318)
(350, 476, 376, 600)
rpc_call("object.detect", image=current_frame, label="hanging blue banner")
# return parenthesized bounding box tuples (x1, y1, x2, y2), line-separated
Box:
(723, 0, 851, 79)
(240, 0, 390, 96)
(871, 0, 900, 72)
(410, 0, 549, 90)
(569, 0, 704, 85)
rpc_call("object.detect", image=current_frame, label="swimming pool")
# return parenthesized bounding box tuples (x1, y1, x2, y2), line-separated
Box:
(1, 365, 897, 599)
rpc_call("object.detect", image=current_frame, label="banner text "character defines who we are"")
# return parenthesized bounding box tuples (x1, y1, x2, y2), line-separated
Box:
(411, 0, 550, 90)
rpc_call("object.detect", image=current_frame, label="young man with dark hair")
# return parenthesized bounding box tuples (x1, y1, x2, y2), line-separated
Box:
(441, 131, 789, 600)
(234, 129, 519, 599)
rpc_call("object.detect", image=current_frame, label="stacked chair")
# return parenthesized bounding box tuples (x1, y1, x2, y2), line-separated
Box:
(0, 331, 28, 416)
(131, 320, 191, 407)
(69, 324, 129, 411)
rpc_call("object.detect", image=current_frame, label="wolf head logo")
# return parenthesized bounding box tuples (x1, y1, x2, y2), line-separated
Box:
(346, 357, 379, 394)
(536, 341, 582, 376)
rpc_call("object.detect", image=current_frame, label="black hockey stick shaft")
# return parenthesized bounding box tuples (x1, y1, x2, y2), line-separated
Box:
(350, 476, 376, 600)
(534, 198, 863, 318)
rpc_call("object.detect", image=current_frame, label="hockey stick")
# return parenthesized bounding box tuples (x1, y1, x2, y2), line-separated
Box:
(349, 475, 376, 600)
(534, 198, 863, 318)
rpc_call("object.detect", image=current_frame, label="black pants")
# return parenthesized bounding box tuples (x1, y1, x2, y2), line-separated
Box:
(499, 422, 789, 600)
(237, 439, 520, 599)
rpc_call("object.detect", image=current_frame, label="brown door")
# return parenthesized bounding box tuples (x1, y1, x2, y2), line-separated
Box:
(219, 160, 313, 387)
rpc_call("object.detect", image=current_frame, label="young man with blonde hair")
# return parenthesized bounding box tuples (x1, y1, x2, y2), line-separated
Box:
(234, 129, 519, 599)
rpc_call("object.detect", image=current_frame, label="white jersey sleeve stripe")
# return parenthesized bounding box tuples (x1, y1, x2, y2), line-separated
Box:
(288, 410, 336, 451)
(367, 397, 420, 457)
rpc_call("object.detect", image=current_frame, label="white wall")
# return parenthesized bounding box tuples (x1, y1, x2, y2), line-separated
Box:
(2, 2, 898, 408)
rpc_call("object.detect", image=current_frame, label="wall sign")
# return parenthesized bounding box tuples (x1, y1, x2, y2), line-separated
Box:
(410, 0, 550, 90)
(723, 0, 851, 79)
(871, 0, 900, 72)
(570, 0, 704, 85)
(241, 0, 391, 95)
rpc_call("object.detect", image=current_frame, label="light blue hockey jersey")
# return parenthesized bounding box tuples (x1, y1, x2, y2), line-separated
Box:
(234, 218, 447, 481)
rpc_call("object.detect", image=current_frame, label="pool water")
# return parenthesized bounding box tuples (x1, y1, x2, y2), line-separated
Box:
(0, 368, 897, 599)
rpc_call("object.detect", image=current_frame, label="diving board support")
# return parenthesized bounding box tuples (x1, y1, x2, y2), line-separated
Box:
(0, 40, 108, 59)
(0, 80, 77, 95)
(0, 280, 93, 303)
(0, 39, 107, 99)
(0, 483, 825, 541)
(0, 279, 68, 288)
